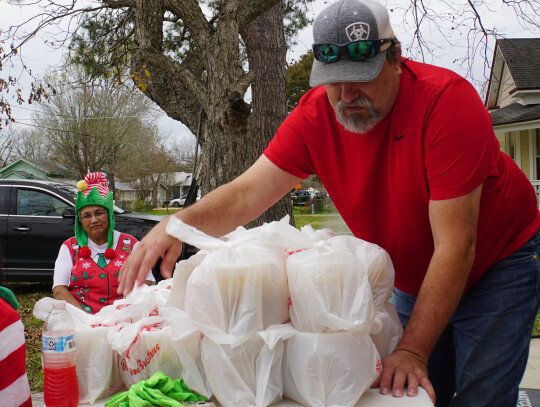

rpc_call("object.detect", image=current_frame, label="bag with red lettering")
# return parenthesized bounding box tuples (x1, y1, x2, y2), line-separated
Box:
(108, 309, 210, 397)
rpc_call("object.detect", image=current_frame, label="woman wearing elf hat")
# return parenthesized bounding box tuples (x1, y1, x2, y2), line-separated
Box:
(52, 172, 155, 314)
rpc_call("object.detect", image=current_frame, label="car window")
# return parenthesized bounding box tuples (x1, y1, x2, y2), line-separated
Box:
(0, 186, 8, 215)
(16, 188, 71, 217)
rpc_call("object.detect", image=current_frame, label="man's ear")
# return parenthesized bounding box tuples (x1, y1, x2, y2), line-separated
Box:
(394, 44, 402, 73)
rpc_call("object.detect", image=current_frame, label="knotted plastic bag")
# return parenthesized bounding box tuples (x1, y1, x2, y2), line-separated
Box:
(286, 244, 376, 333)
(166, 216, 311, 346)
(201, 324, 295, 407)
(327, 235, 402, 357)
(282, 329, 380, 407)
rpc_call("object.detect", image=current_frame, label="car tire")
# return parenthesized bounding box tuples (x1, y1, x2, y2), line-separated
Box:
(173, 202, 180, 208)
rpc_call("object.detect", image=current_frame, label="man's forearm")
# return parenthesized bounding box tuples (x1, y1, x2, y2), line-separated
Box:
(174, 156, 301, 238)
(396, 244, 474, 363)
(174, 181, 258, 238)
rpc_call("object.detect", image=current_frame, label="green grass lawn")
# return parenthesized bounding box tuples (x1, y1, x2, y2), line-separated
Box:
(143, 205, 352, 233)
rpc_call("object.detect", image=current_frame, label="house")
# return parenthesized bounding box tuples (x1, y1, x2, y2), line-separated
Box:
(114, 180, 137, 202)
(163, 171, 195, 198)
(0, 158, 72, 181)
(486, 38, 540, 200)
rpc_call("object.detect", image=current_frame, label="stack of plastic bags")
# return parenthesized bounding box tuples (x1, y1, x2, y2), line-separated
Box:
(34, 216, 402, 407)
(165, 217, 309, 407)
(282, 227, 402, 407)
(33, 280, 210, 404)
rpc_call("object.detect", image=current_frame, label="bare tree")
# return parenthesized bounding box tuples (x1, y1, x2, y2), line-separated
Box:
(3, 0, 537, 224)
(31, 66, 169, 186)
(0, 0, 314, 226)
(385, 0, 540, 91)
(0, 125, 18, 167)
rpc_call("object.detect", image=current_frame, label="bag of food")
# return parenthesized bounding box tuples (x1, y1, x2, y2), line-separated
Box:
(327, 236, 394, 310)
(286, 244, 375, 333)
(107, 310, 209, 397)
(327, 236, 403, 357)
(200, 325, 294, 407)
(34, 298, 123, 403)
(282, 330, 381, 407)
(166, 250, 208, 310)
(166, 217, 300, 346)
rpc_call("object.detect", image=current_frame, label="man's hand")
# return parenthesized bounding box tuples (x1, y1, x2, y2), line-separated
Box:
(371, 349, 435, 405)
(118, 217, 182, 296)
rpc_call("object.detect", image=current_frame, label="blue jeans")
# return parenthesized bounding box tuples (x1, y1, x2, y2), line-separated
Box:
(391, 229, 540, 407)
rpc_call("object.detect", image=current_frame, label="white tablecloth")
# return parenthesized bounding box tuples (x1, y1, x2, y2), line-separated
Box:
(78, 388, 433, 406)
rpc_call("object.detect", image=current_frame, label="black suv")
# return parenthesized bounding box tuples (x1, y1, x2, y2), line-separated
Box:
(0, 179, 165, 282)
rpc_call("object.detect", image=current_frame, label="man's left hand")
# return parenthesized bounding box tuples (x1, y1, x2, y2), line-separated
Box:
(371, 349, 436, 405)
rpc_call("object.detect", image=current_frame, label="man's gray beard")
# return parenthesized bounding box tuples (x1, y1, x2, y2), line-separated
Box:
(334, 96, 382, 134)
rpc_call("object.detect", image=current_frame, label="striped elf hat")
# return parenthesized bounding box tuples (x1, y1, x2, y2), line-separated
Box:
(74, 172, 115, 259)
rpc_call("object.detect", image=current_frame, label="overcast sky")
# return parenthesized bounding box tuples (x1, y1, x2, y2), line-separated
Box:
(1, 0, 539, 142)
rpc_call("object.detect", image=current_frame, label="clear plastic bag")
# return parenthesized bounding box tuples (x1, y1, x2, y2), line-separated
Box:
(166, 217, 303, 346)
(282, 330, 380, 407)
(286, 245, 375, 333)
(200, 325, 293, 407)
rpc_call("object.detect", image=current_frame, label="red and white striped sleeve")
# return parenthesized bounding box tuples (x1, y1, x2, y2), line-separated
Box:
(0, 299, 32, 407)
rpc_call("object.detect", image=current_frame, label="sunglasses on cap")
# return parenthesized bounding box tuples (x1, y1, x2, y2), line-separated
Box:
(312, 38, 394, 63)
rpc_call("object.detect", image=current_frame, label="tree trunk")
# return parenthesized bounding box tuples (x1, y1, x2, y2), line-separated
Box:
(242, 1, 294, 227)
(131, 0, 294, 227)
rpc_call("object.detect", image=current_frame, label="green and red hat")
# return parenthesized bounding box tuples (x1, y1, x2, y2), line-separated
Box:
(74, 172, 115, 259)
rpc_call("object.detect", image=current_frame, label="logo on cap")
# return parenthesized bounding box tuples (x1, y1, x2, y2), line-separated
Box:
(346, 22, 370, 41)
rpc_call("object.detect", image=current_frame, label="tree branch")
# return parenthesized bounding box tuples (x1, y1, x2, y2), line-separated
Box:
(164, 0, 214, 48)
(238, 0, 281, 31)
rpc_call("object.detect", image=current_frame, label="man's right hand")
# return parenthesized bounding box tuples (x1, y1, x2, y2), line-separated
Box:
(118, 217, 183, 295)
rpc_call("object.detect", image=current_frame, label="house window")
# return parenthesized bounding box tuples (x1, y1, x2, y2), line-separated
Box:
(507, 132, 516, 161)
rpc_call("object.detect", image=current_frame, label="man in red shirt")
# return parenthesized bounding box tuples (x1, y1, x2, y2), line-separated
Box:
(119, 0, 540, 405)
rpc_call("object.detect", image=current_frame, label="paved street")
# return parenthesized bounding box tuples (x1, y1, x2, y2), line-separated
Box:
(519, 338, 540, 407)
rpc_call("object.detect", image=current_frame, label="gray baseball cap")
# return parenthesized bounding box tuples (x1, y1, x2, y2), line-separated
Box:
(309, 0, 395, 87)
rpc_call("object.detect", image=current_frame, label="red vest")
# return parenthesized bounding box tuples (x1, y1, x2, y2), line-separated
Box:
(66, 233, 137, 314)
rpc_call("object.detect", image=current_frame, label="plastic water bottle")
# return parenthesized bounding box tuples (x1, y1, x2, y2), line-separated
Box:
(42, 299, 79, 407)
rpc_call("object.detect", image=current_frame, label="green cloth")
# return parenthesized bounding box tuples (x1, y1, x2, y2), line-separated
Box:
(0, 286, 19, 310)
(97, 252, 107, 268)
(105, 371, 207, 407)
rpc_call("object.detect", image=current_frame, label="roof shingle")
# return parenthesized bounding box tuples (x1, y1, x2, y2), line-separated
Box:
(490, 102, 540, 126)
(498, 38, 540, 90)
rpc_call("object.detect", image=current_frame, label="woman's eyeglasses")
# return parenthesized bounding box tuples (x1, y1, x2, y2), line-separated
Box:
(80, 210, 108, 222)
(312, 39, 394, 63)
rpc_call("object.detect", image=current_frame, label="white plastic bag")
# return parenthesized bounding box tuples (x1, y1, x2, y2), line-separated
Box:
(76, 325, 124, 403)
(201, 325, 293, 407)
(370, 302, 403, 358)
(34, 298, 123, 404)
(327, 236, 402, 356)
(282, 330, 381, 407)
(327, 235, 395, 310)
(286, 244, 375, 333)
(166, 250, 208, 310)
(167, 217, 294, 346)
(108, 310, 209, 396)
